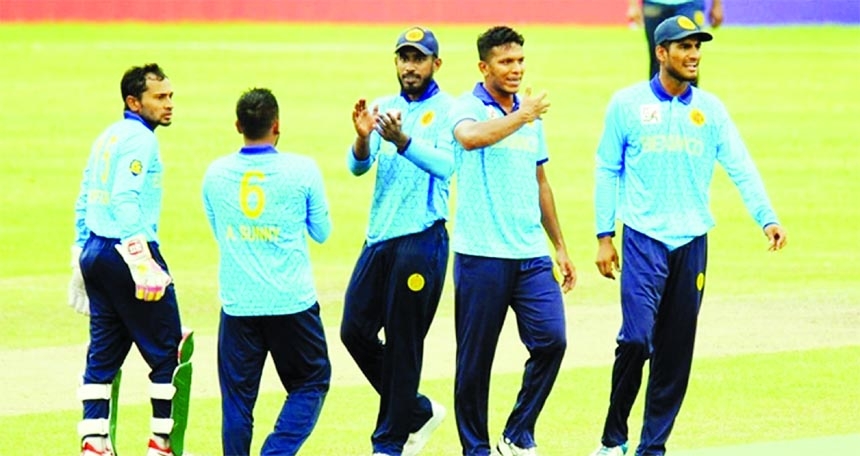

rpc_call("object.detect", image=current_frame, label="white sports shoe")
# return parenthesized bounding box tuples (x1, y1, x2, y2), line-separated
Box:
(588, 442, 628, 456)
(80, 437, 114, 456)
(146, 436, 173, 456)
(495, 435, 537, 456)
(401, 399, 446, 456)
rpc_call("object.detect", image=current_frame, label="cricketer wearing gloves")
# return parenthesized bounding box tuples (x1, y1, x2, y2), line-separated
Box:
(70, 63, 188, 456)
(588, 17, 787, 456)
(341, 26, 453, 456)
(202, 87, 332, 456)
(450, 26, 576, 456)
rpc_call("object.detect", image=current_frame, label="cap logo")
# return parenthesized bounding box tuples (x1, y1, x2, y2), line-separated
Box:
(677, 16, 697, 30)
(405, 28, 425, 42)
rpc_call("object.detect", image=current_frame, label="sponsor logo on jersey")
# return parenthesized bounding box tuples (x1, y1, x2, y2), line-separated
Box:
(640, 104, 662, 124)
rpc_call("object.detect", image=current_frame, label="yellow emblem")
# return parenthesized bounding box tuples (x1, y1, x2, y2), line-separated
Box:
(693, 11, 706, 26)
(678, 16, 697, 30)
(129, 159, 143, 176)
(405, 28, 425, 42)
(690, 109, 706, 127)
(421, 110, 435, 126)
(407, 273, 425, 292)
(696, 272, 705, 291)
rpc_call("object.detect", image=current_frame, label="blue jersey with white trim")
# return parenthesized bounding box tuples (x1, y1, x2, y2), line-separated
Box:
(450, 82, 550, 259)
(346, 81, 454, 245)
(73, 111, 163, 246)
(595, 77, 779, 250)
(203, 145, 331, 316)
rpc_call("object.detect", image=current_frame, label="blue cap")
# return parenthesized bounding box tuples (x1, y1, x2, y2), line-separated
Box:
(395, 26, 439, 56)
(654, 15, 713, 45)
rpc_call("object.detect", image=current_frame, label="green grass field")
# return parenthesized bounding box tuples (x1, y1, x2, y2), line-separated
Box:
(0, 23, 858, 455)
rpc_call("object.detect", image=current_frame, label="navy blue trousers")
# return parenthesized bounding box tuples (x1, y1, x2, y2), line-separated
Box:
(643, 0, 706, 79)
(218, 305, 331, 456)
(80, 234, 181, 429)
(600, 226, 707, 456)
(340, 221, 448, 455)
(454, 254, 567, 456)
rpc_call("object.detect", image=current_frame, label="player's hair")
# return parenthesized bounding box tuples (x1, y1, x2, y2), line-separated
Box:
(236, 88, 279, 140)
(121, 63, 167, 110)
(477, 26, 525, 62)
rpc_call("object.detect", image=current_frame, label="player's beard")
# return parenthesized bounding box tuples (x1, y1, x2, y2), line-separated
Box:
(399, 72, 433, 98)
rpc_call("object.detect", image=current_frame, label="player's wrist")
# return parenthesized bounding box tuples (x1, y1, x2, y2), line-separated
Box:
(396, 136, 412, 154)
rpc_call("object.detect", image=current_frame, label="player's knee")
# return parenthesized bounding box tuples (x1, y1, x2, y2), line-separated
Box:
(530, 329, 567, 358)
(617, 337, 651, 359)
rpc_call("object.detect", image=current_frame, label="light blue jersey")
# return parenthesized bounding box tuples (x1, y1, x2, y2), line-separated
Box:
(347, 81, 454, 245)
(450, 83, 550, 259)
(73, 112, 163, 246)
(202, 145, 331, 317)
(595, 77, 779, 250)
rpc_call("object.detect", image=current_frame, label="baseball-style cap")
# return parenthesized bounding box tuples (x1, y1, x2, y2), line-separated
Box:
(654, 15, 713, 45)
(395, 26, 439, 56)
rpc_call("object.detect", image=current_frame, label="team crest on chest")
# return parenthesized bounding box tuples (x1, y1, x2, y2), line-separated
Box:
(640, 104, 661, 125)
(421, 110, 435, 126)
(690, 108, 706, 127)
(486, 105, 499, 119)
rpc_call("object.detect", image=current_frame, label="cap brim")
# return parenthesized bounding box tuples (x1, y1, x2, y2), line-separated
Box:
(395, 43, 434, 55)
(669, 30, 713, 43)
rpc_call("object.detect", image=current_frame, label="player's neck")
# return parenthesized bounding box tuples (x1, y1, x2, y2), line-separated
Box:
(658, 72, 691, 97)
(483, 83, 515, 112)
(243, 132, 279, 147)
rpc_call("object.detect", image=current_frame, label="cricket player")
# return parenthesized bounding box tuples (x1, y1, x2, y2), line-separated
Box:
(70, 63, 187, 456)
(588, 16, 787, 456)
(450, 26, 576, 456)
(202, 87, 332, 456)
(340, 26, 453, 456)
(627, 0, 723, 81)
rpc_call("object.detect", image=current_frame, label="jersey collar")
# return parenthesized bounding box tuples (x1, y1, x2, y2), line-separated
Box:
(239, 144, 278, 155)
(472, 82, 520, 113)
(400, 80, 440, 103)
(123, 111, 156, 131)
(649, 75, 693, 105)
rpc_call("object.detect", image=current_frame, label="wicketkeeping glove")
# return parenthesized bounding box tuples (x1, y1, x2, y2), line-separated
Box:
(114, 234, 172, 302)
(67, 245, 90, 316)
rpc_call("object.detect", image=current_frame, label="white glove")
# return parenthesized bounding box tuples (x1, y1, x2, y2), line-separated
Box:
(68, 245, 90, 316)
(114, 234, 172, 302)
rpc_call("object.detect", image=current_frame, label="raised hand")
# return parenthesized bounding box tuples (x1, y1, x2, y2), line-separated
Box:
(518, 87, 550, 123)
(352, 99, 378, 139)
(375, 109, 410, 150)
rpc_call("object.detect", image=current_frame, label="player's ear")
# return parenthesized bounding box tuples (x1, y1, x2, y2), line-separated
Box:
(272, 119, 280, 136)
(478, 60, 489, 77)
(656, 44, 668, 63)
(433, 57, 442, 72)
(125, 95, 141, 112)
(235, 119, 243, 135)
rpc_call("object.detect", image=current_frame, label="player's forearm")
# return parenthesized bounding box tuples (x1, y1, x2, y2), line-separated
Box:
(347, 143, 372, 176)
(539, 180, 567, 253)
(401, 140, 454, 179)
(594, 168, 619, 236)
(454, 112, 529, 150)
(353, 135, 370, 160)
